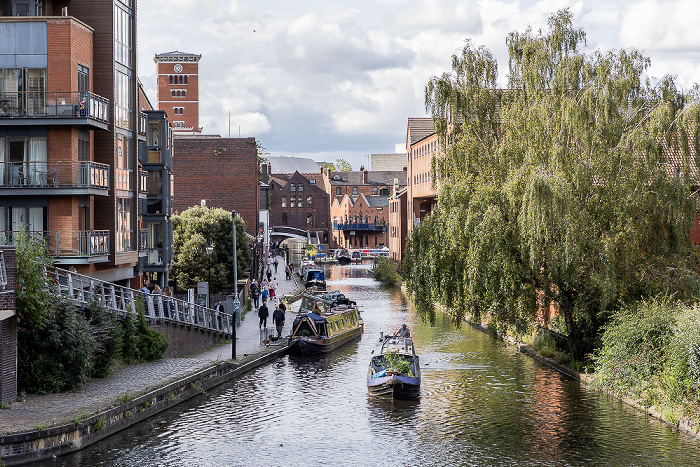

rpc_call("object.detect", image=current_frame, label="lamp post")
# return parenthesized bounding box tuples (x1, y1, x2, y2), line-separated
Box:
(231, 211, 239, 360)
(205, 242, 213, 308)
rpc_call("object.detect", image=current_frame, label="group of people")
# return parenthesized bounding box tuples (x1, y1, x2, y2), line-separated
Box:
(138, 283, 174, 318)
(256, 299, 286, 338)
(253, 251, 290, 338)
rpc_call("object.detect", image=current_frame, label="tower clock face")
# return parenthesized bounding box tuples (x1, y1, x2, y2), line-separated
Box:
(174, 64, 183, 73)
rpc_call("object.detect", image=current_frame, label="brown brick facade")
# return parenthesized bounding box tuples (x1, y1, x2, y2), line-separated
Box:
(269, 172, 330, 243)
(0, 247, 17, 404)
(172, 136, 259, 234)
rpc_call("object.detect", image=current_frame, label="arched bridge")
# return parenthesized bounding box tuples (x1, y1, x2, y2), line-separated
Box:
(50, 268, 233, 336)
(269, 226, 324, 245)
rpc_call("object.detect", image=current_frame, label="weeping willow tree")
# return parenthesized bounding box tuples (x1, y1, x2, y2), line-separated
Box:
(404, 9, 700, 358)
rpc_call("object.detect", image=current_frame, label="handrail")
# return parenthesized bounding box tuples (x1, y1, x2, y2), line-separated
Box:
(0, 91, 109, 123)
(1, 230, 109, 257)
(0, 161, 110, 189)
(50, 267, 232, 335)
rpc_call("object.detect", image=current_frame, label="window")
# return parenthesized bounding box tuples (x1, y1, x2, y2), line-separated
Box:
(290, 183, 296, 191)
(171, 90, 175, 97)
(281, 212, 288, 225)
(307, 196, 312, 207)
(78, 130, 90, 162)
(308, 178, 316, 184)
(372, 186, 378, 195)
(352, 186, 358, 196)
(290, 196, 296, 208)
(169, 75, 173, 84)
(178, 75, 183, 84)
(184, 75, 188, 85)
(281, 196, 287, 208)
(336, 187, 341, 196)
(116, 198, 133, 252)
(297, 184, 303, 192)
(114, 5, 132, 67)
(78, 65, 89, 94)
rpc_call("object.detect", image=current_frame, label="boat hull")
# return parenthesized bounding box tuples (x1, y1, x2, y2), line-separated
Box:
(288, 327, 362, 355)
(367, 375, 421, 399)
(337, 257, 351, 265)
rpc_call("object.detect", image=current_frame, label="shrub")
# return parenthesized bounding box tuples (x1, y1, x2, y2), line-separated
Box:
(18, 300, 95, 393)
(372, 257, 402, 285)
(84, 299, 123, 378)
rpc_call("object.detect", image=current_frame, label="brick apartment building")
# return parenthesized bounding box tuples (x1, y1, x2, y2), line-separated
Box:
(406, 117, 439, 236)
(269, 170, 330, 244)
(171, 136, 259, 234)
(0, 0, 147, 286)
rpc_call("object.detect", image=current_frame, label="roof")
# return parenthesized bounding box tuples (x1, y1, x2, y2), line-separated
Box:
(407, 118, 435, 146)
(154, 50, 202, 59)
(269, 171, 324, 189)
(328, 170, 407, 186)
(266, 156, 322, 174)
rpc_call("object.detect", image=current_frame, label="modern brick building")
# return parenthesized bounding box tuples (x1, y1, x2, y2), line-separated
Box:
(172, 135, 259, 234)
(406, 117, 439, 236)
(269, 171, 330, 245)
(154, 51, 201, 133)
(0, 0, 145, 285)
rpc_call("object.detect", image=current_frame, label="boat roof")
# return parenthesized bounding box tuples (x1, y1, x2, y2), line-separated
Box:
(374, 335, 416, 356)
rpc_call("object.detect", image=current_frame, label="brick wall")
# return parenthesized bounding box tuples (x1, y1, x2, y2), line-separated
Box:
(173, 137, 259, 234)
(0, 247, 17, 404)
(150, 321, 229, 358)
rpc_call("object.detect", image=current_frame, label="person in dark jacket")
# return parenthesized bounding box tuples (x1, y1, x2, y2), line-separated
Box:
(258, 302, 269, 329)
(272, 303, 285, 338)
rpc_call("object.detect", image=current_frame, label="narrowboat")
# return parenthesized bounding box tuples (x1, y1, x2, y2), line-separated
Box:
(351, 250, 362, 262)
(367, 333, 421, 399)
(301, 266, 326, 292)
(335, 248, 351, 265)
(288, 295, 363, 355)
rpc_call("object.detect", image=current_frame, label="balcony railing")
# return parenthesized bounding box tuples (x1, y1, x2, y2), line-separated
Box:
(1, 230, 110, 258)
(333, 222, 388, 231)
(115, 168, 132, 191)
(139, 170, 148, 193)
(0, 91, 109, 124)
(0, 161, 110, 189)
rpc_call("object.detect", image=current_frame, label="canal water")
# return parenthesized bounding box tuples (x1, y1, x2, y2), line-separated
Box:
(47, 263, 700, 466)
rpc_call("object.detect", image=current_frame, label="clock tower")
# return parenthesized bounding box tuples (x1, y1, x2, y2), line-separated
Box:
(154, 51, 202, 133)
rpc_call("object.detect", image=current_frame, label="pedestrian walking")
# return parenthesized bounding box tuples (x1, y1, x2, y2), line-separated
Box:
(261, 285, 269, 303)
(214, 299, 224, 329)
(285, 264, 291, 280)
(163, 285, 173, 318)
(269, 281, 276, 300)
(274, 257, 279, 273)
(250, 280, 260, 309)
(258, 302, 269, 328)
(266, 267, 272, 282)
(152, 285, 162, 317)
(272, 303, 285, 338)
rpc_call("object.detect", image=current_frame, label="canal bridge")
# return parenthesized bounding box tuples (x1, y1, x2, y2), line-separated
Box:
(269, 226, 324, 245)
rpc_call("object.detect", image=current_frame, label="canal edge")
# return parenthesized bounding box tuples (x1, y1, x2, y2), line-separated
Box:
(0, 345, 290, 466)
(399, 284, 700, 441)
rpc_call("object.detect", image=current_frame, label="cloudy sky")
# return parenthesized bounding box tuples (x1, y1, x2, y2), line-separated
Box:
(137, 0, 700, 170)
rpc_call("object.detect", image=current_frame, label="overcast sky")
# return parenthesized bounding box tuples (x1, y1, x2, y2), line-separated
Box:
(137, 0, 700, 170)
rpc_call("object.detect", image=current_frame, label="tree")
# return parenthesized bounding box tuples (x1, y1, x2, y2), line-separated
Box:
(405, 9, 700, 359)
(322, 158, 353, 172)
(170, 206, 252, 291)
(15, 231, 56, 328)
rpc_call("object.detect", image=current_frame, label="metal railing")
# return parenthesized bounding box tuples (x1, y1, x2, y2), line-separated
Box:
(51, 267, 233, 335)
(138, 229, 148, 250)
(0, 161, 110, 189)
(0, 250, 7, 290)
(333, 222, 388, 231)
(1, 230, 109, 257)
(0, 91, 109, 124)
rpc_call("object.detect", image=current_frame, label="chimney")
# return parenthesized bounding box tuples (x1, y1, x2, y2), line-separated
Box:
(61, 6, 68, 15)
(363, 168, 368, 184)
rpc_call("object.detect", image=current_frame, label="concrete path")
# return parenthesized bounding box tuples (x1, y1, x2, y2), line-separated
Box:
(0, 253, 304, 436)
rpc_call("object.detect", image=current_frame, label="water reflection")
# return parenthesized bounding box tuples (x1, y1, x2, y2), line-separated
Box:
(43, 262, 700, 467)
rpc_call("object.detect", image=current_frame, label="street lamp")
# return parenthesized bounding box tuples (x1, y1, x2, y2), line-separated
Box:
(205, 241, 214, 307)
(231, 211, 239, 360)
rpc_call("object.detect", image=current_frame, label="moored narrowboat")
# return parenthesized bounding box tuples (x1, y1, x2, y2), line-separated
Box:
(288, 299, 363, 355)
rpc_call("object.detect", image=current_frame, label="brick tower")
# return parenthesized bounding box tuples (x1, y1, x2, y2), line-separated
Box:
(154, 51, 202, 133)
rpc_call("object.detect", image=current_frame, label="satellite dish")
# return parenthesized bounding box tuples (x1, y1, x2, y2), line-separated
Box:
(201, 199, 206, 207)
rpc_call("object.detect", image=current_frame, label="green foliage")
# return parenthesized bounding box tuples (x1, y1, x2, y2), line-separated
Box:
(372, 257, 402, 286)
(119, 300, 167, 364)
(322, 158, 353, 172)
(382, 351, 414, 376)
(14, 230, 55, 329)
(406, 9, 700, 359)
(120, 308, 140, 365)
(84, 299, 123, 378)
(171, 207, 252, 292)
(18, 300, 95, 393)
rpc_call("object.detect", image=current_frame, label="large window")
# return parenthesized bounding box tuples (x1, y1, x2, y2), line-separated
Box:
(115, 5, 132, 67)
(0, 135, 47, 186)
(115, 71, 132, 129)
(116, 198, 132, 252)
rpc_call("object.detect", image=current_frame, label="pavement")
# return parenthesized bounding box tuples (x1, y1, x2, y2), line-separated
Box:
(0, 254, 304, 436)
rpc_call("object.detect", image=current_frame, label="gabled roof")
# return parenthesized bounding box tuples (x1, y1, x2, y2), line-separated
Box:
(407, 118, 435, 146)
(266, 156, 322, 174)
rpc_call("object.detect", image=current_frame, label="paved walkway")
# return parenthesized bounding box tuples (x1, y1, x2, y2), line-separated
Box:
(0, 254, 304, 436)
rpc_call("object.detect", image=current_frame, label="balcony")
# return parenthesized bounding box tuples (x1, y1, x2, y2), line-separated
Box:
(138, 229, 148, 257)
(0, 161, 110, 195)
(0, 92, 110, 130)
(2, 230, 109, 263)
(333, 222, 388, 232)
